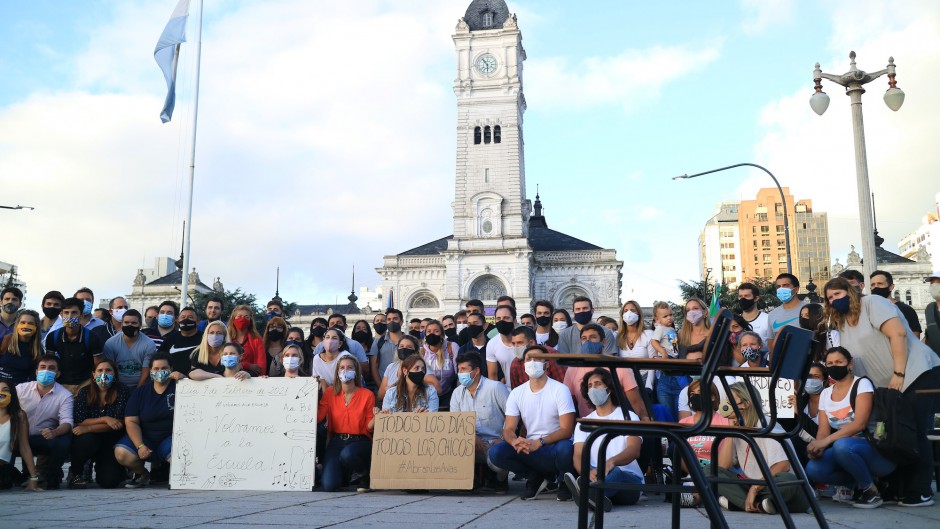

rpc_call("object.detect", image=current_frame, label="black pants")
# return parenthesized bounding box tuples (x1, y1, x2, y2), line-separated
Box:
(70, 431, 125, 488)
(896, 366, 940, 499)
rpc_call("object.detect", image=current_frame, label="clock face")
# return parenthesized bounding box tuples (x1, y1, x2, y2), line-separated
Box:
(476, 54, 497, 75)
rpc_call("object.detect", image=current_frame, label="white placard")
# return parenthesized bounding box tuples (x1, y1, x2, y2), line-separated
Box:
(750, 377, 795, 419)
(170, 377, 318, 491)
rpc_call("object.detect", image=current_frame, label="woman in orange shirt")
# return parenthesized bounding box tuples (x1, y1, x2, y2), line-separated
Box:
(226, 305, 265, 376)
(317, 355, 376, 492)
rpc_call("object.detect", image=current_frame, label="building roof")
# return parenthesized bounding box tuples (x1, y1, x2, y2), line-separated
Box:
(463, 0, 510, 31)
(875, 245, 915, 265)
(399, 236, 452, 256)
(145, 269, 210, 289)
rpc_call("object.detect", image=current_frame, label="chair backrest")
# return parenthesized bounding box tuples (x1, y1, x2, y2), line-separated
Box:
(771, 325, 814, 380)
(697, 309, 734, 420)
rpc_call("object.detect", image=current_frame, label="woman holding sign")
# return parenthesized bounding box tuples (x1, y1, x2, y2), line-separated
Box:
(381, 355, 439, 413)
(317, 355, 375, 492)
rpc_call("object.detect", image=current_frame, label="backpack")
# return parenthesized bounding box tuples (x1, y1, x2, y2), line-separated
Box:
(850, 377, 920, 466)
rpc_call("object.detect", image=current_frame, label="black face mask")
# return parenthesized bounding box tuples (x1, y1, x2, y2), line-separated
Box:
(573, 311, 593, 325)
(122, 325, 140, 338)
(397, 348, 416, 361)
(267, 330, 285, 342)
(825, 365, 850, 381)
(495, 320, 515, 336)
(738, 298, 756, 312)
(352, 330, 370, 343)
(467, 324, 484, 338)
(373, 323, 388, 335)
(799, 317, 815, 331)
(871, 287, 892, 299)
(179, 319, 197, 331)
(310, 327, 327, 338)
(425, 334, 442, 346)
(42, 307, 62, 320)
(387, 322, 402, 333)
(444, 327, 458, 341)
(408, 329, 422, 339)
(689, 393, 703, 412)
(145, 317, 157, 329)
(407, 371, 426, 385)
(535, 315, 551, 327)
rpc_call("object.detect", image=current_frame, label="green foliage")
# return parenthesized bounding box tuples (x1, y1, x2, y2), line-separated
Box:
(675, 276, 783, 314)
(192, 288, 299, 329)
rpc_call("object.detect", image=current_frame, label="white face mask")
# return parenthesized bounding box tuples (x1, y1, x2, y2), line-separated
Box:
(512, 345, 527, 360)
(456, 323, 468, 333)
(621, 310, 639, 326)
(524, 360, 545, 379)
(930, 282, 940, 302)
(112, 308, 127, 322)
(283, 356, 301, 370)
(552, 321, 568, 332)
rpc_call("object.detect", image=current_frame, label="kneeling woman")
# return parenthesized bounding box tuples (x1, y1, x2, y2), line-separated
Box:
(565, 368, 644, 512)
(716, 382, 810, 514)
(114, 352, 176, 488)
(317, 355, 375, 492)
(805, 347, 895, 508)
(190, 342, 251, 381)
(68, 359, 130, 488)
(381, 355, 439, 413)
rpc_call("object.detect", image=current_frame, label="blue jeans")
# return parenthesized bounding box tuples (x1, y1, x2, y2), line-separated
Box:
(321, 437, 371, 492)
(602, 467, 643, 505)
(656, 374, 688, 422)
(488, 439, 574, 482)
(806, 436, 896, 490)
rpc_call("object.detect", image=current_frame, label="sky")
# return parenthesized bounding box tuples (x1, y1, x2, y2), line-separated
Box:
(2, 0, 939, 310)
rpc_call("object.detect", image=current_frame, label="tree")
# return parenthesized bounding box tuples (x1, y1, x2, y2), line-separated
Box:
(676, 276, 782, 314)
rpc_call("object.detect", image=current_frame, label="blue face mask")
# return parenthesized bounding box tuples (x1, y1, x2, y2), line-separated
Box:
(221, 355, 240, 369)
(82, 300, 93, 315)
(582, 340, 603, 355)
(265, 311, 278, 321)
(338, 369, 356, 383)
(285, 339, 303, 348)
(457, 372, 475, 387)
(36, 370, 56, 386)
(157, 314, 175, 328)
(831, 296, 851, 314)
(587, 387, 610, 406)
(95, 373, 114, 388)
(776, 287, 794, 303)
(742, 347, 763, 364)
(151, 369, 171, 383)
(62, 317, 80, 329)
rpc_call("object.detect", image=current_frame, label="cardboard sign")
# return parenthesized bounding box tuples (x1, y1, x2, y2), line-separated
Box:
(370, 412, 476, 490)
(751, 377, 795, 419)
(170, 377, 318, 491)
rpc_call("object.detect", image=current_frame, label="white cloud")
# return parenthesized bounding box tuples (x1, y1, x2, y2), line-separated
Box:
(740, 0, 794, 35)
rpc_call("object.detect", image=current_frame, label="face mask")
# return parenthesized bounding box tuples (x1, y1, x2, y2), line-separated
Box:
(220, 354, 239, 369)
(738, 297, 756, 312)
(36, 370, 56, 386)
(233, 317, 251, 330)
(455, 323, 468, 334)
(112, 308, 127, 322)
(831, 297, 850, 314)
(387, 322, 402, 333)
(283, 356, 301, 370)
(930, 283, 940, 302)
(686, 309, 705, 325)
(444, 328, 458, 341)
(397, 348, 416, 361)
(267, 329, 285, 342)
(373, 323, 388, 335)
(582, 341, 603, 354)
(122, 325, 140, 338)
(825, 365, 849, 381)
(338, 369, 356, 383)
(728, 331, 742, 346)
(621, 310, 639, 326)
(408, 329, 422, 339)
(310, 326, 327, 338)
(0, 390, 10, 408)
(265, 311, 279, 321)
(285, 339, 303, 349)
(587, 387, 610, 406)
(512, 345, 527, 360)
(776, 287, 794, 303)
(552, 321, 568, 332)
(467, 324, 484, 337)
(151, 369, 171, 383)
(323, 339, 339, 353)
(573, 311, 593, 325)
(457, 372, 475, 387)
(95, 373, 114, 388)
(804, 379, 824, 395)
(179, 319, 197, 331)
(16, 322, 37, 339)
(524, 360, 545, 379)
(742, 347, 762, 364)
(63, 317, 81, 329)
(207, 333, 225, 348)
(42, 307, 62, 320)
(145, 316, 157, 329)
(407, 371, 426, 385)
(495, 320, 515, 336)
(157, 314, 175, 328)
(871, 287, 891, 299)
(1, 302, 19, 314)
(82, 300, 93, 315)
(349, 330, 367, 343)
(799, 317, 815, 330)
(425, 334, 442, 346)
(688, 393, 703, 412)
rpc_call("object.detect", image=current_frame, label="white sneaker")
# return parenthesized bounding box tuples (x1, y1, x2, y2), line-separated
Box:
(832, 486, 854, 503)
(760, 498, 777, 514)
(718, 496, 730, 510)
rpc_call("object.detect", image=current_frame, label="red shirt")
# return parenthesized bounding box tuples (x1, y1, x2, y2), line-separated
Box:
(317, 387, 376, 437)
(237, 334, 266, 375)
(509, 345, 566, 389)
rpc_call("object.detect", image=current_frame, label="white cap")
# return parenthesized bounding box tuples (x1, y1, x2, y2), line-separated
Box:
(927, 270, 940, 282)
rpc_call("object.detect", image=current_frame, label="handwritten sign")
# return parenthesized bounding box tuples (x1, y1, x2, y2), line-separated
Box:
(370, 412, 476, 490)
(170, 377, 318, 491)
(751, 377, 795, 419)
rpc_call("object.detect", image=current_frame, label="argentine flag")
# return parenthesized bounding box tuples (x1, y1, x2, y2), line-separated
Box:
(154, 0, 191, 123)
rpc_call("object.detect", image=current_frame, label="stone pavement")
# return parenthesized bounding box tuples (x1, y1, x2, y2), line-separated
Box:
(1, 484, 938, 529)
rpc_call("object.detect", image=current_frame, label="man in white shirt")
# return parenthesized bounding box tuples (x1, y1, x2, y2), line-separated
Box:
(737, 283, 772, 345)
(488, 346, 576, 501)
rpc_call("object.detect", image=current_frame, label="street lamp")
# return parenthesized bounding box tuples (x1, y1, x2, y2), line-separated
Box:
(810, 51, 904, 291)
(0, 205, 35, 210)
(674, 162, 792, 274)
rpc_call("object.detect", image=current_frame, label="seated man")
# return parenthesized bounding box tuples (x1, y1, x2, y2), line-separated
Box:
(508, 326, 565, 389)
(16, 354, 74, 489)
(488, 345, 576, 501)
(450, 351, 510, 491)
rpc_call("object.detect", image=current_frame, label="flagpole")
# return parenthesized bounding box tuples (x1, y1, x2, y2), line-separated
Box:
(179, 0, 203, 310)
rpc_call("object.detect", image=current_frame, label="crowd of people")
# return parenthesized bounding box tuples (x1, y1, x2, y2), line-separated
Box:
(0, 267, 938, 515)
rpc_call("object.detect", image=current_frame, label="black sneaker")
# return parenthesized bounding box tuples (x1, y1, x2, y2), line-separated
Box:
(898, 494, 935, 507)
(67, 472, 88, 489)
(481, 476, 508, 494)
(123, 472, 151, 489)
(563, 472, 612, 512)
(853, 485, 883, 509)
(355, 476, 371, 493)
(556, 481, 572, 502)
(521, 478, 549, 500)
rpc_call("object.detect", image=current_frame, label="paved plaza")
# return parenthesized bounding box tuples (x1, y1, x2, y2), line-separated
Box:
(1, 484, 938, 529)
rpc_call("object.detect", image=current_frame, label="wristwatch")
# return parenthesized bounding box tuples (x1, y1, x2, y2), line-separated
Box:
(539, 437, 546, 446)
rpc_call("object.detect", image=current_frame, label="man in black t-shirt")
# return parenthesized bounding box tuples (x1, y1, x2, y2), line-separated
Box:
(44, 297, 104, 396)
(870, 270, 923, 338)
(158, 307, 203, 377)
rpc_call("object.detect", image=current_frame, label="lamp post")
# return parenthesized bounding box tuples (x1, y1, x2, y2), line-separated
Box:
(0, 205, 35, 210)
(810, 51, 904, 291)
(674, 162, 792, 274)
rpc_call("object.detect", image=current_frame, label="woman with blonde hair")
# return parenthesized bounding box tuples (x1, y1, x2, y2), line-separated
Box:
(0, 310, 43, 385)
(187, 320, 229, 378)
(280, 343, 308, 378)
(421, 319, 458, 408)
(226, 305, 265, 376)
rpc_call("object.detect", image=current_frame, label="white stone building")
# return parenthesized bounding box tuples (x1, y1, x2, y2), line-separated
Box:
(699, 202, 742, 286)
(376, 0, 623, 320)
(898, 191, 939, 270)
(125, 257, 217, 311)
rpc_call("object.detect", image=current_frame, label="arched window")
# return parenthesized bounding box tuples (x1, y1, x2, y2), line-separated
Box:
(482, 11, 494, 27)
(470, 275, 507, 301)
(473, 127, 481, 145)
(410, 292, 439, 309)
(493, 125, 501, 144)
(484, 126, 491, 144)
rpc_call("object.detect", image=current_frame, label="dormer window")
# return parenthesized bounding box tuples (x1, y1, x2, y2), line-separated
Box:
(482, 11, 494, 27)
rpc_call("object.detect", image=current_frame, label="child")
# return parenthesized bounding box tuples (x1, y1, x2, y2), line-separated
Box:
(650, 302, 678, 359)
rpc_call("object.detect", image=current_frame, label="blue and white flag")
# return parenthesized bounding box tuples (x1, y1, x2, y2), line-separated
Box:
(154, 0, 191, 123)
